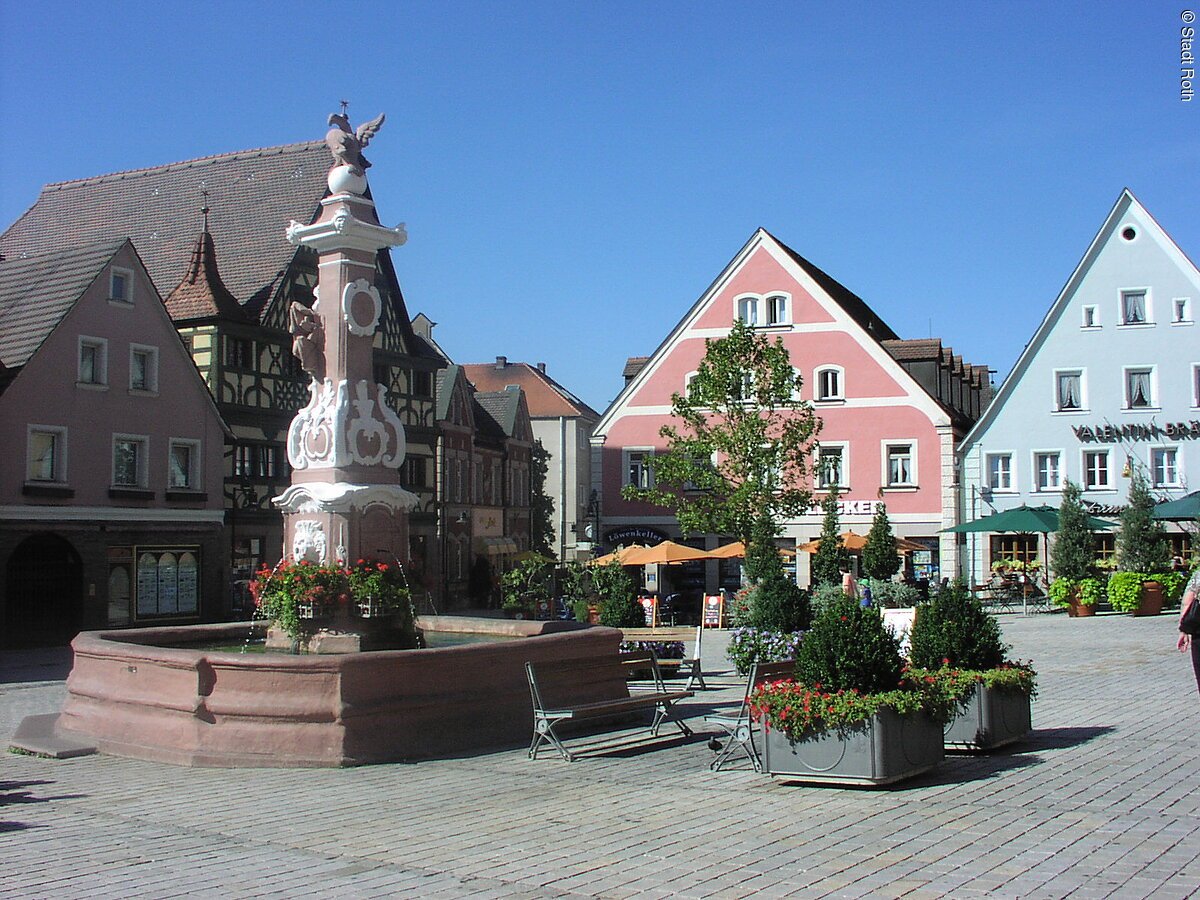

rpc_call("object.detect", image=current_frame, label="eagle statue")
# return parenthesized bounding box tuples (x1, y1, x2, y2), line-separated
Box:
(325, 112, 386, 175)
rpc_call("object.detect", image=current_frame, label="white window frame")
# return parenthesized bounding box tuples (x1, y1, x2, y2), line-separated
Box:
(816, 442, 849, 489)
(624, 448, 655, 490)
(1032, 450, 1064, 493)
(1081, 305, 1099, 328)
(735, 295, 759, 326)
(167, 439, 202, 490)
(1172, 297, 1193, 325)
(985, 452, 1014, 493)
(27, 425, 68, 483)
(1118, 288, 1152, 326)
(1053, 368, 1086, 412)
(109, 267, 134, 304)
(1193, 363, 1200, 408)
(764, 293, 790, 326)
(1123, 365, 1157, 410)
(1150, 446, 1181, 488)
(129, 344, 159, 394)
(815, 365, 845, 402)
(112, 434, 149, 488)
(881, 440, 917, 489)
(78, 335, 108, 387)
(1081, 448, 1113, 492)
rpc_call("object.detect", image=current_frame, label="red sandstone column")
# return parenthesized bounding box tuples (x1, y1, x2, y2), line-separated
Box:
(273, 115, 416, 565)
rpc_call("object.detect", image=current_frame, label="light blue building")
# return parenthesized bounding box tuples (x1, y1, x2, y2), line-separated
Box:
(957, 190, 1199, 584)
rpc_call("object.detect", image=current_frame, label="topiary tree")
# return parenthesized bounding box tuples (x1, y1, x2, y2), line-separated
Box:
(591, 559, 643, 627)
(810, 485, 845, 587)
(909, 581, 1007, 670)
(748, 575, 812, 633)
(1117, 469, 1171, 574)
(1051, 479, 1094, 581)
(862, 503, 901, 581)
(744, 511, 784, 586)
(793, 593, 903, 694)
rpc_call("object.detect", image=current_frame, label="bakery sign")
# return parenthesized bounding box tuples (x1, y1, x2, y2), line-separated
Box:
(1072, 420, 1200, 443)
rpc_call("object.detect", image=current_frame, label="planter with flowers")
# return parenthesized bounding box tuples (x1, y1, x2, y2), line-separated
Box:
(751, 594, 950, 785)
(909, 582, 1036, 750)
(250, 558, 418, 653)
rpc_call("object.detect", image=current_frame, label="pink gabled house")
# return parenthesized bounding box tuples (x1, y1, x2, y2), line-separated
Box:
(0, 239, 229, 646)
(592, 228, 990, 590)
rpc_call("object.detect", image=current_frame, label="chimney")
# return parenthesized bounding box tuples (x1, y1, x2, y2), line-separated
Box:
(495, 355, 507, 370)
(537, 362, 546, 374)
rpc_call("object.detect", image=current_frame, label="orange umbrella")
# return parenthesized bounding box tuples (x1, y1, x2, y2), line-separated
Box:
(624, 540, 712, 565)
(587, 544, 649, 566)
(798, 531, 925, 553)
(704, 541, 796, 559)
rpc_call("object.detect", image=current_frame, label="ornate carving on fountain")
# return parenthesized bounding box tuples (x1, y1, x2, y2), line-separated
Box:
(342, 278, 381, 336)
(287, 379, 407, 471)
(292, 519, 328, 562)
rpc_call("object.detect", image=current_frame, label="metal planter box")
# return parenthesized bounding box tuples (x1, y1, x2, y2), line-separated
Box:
(762, 708, 944, 786)
(944, 683, 1031, 751)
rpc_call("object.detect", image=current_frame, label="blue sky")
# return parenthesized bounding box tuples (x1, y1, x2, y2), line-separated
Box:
(1, 1, 1195, 412)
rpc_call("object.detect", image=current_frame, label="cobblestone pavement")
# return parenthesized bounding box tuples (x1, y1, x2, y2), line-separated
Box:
(2, 614, 1198, 899)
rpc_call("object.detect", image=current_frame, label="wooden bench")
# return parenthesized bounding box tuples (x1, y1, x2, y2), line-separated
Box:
(620, 625, 707, 690)
(705, 659, 796, 773)
(525, 650, 694, 761)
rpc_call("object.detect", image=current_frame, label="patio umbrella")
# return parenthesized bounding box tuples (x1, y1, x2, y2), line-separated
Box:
(1152, 490, 1200, 521)
(942, 505, 1116, 534)
(703, 541, 797, 559)
(587, 544, 649, 566)
(798, 531, 926, 554)
(624, 540, 712, 565)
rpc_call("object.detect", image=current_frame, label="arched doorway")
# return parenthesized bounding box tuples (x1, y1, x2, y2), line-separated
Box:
(5, 532, 83, 647)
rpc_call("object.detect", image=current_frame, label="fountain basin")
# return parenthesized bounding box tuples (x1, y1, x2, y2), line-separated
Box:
(56, 617, 621, 767)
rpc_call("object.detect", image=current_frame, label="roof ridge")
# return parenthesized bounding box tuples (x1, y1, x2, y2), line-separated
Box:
(42, 141, 325, 191)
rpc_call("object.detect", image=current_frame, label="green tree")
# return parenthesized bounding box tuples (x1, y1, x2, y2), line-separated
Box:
(621, 318, 822, 556)
(1117, 469, 1170, 573)
(528, 440, 555, 558)
(862, 503, 901, 581)
(810, 485, 845, 586)
(743, 512, 811, 631)
(1050, 479, 1094, 581)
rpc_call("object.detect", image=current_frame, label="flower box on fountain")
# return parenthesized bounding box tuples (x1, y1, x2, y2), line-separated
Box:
(250, 558, 418, 653)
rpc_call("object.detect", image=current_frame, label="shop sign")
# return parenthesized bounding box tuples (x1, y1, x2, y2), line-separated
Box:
(1073, 420, 1200, 443)
(604, 526, 668, 545)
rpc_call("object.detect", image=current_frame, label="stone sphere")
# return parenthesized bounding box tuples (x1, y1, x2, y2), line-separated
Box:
(327, 165, 367, 195)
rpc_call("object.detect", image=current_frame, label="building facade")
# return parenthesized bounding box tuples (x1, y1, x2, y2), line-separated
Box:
(0, 240, 229, 645)
(462, 357, 600, 561)
(957, 190, 1199, 583)
(0, 142, 444, 608)
(592, 229, 989, 589)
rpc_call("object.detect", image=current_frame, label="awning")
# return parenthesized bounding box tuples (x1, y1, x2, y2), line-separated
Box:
(478, 537, 519, 555)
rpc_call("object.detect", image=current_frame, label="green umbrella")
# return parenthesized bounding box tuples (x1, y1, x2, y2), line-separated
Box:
(1152, 490, 1200, 521)
(943, 504, 1117, 534)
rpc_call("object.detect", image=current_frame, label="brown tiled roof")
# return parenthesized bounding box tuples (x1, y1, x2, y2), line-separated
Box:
(0, 239, 127, 368)
(0, 142, 330, 321)
(880, 338, 944, 361)
(164, 229, 252, 322)
(462, 361, 600, 420)
(623, 356, 650, 380)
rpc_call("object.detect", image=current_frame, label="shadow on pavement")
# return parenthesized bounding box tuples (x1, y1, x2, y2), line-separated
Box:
(1010, 726, 1116, 751)
(0, 647, 73, 685)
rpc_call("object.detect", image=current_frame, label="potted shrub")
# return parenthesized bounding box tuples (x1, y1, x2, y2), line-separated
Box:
(909, 582, 1037, 750)
(750, 593, 950, 785)
(1107, 570, 1164, 615)
(1048, 577, 1102, 616)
